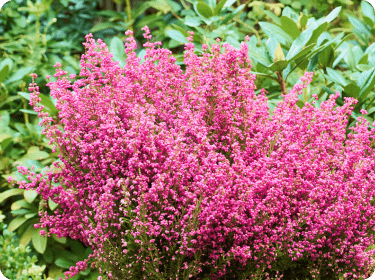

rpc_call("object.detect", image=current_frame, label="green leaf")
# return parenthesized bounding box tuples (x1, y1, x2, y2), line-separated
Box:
(214, 0, 227, 15)
(318, 45, 334, 68)
(183, 16, 202, 27)
(19, 224, 34, 247)
(343, 84, 361, 99)
(25, 146, 50, 161)
(52, 234, 67, 244)
(305, 22, 328, 47)
(24, 189, 38, 203)
(55, 257, 76, 269)
(89, 22, 115, 33)
(48, 198, 58, 211)
(8, 216, 29, 232)
(165, 30, 189, 44)
(0, 110, 10, 128)
(307, 52, 320, 72)
(11, 199, 32, 210)
(357, 64, 373, 72)
(264, 10, 281, 25)
(288, 43, 316, 63)
(300, 14, 308, 28)
(4, 66, 36, 85)
(349, 16, 372, 38)
(324, 6, 341, 23)
(109, 37, 125, 58)
(280, 16, 300, 39)
(32, 228, 47, 254)
(39, 93, 58, 115)
(0, 188, 24, 204)
(20, 109, 38, 115)
(362, 1, 375, 24)
(267, 60, 289, 72)
(357, 68, 375, 101)
(274, 43, 285, 62)
(286, 28, 313, 61)
(259, 22, 294, 45)
(196, 1, 213, 18)
(0, 64, 9, 84)
(1, 137, 12, 151)
(326, 67, 348, 86)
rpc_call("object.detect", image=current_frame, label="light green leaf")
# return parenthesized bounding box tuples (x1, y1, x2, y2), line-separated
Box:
(52, 234, 67, 244)
(8, 216, 29, 232)
(0, 188, 24, 204)
(25, 146, 50, 161)
(343, 84, 361, 99)
(19, 224, 34, 247)
(280, 16, 300, 39)
(357, 68, 375, 101)
(196, 1, 214, 18)
(0, 64, 9, 84)
(288, 43, 316, 63)
(268, 60, 289, 72)
(4, 66, 36, 85)
(110, 37, 125, 58)
(11, 199, 32, 210)
(24, 189, 38, 203)
(48, 198, 58, 211)
(165, 30, 189, 44)
(286, 27, 313, 60)
(274, 43, 285, 62)
(259, 22, 294, 45)
(214, 0, 227, 15)
(55, 257, 76, 269)
(324, 6, 341, 23)
(362, 1, 375, 23)
(184, 16, 202, 27)
(305, 22, 328, 47)
(32, 227, 47, 254)
(326, 67, 348, 86)
(263, 10, 281, 25)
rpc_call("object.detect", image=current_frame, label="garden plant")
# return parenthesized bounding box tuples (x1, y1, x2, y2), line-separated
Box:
(2, 0, 375, 280)
(4, 22, 375, 279)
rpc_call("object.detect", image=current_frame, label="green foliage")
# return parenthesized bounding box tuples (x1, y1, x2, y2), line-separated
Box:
(0, 212, 49, 280)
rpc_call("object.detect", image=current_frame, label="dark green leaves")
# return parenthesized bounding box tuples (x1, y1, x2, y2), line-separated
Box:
(196, 2, 213, 18)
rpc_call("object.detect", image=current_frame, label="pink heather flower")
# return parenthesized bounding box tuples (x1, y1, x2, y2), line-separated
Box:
(15, 28, 375, 280)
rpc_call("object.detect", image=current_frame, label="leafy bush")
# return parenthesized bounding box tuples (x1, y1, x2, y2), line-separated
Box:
(9, 27, 375, 279)
(0, 210, 48, 280)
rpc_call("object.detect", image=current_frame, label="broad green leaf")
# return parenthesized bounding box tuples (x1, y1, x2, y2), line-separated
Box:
(248, 50, 273, 67)
(274, 43, 285, 62)
(280, 16, 300, 39)
(343, 84, 361, 99)
(55, 257, 76, 269)
(362, 1, 375, 23)
(196, 1, 213, 18)
(324, 6, 341, 23)
(214, 0, 227, 15)
(52, 234, 67, 244)
(305, 22, 328, 47)
(266, 37, 279, 60)
(300, 14, 308, 28)
(267, 60, 289, 72)
(20, 109, 38, 115)
(0, 64, 9, 84)
(0, 188, 24, 204)
(357, 68, 375, 101)
(32, 227, 47, 254)
(109, 37, 125, 58)
(223, 0, 236, 8)
(4, 66, 36, 85)
(0, 110, 10, 128)
(165, 30, 189, 44)
(25, 146, 50, 161)
(359, 53, 369, 65)
(307, 53, 319, 72)
(184, 16, 202, 27)
(287, 43, 316, 63)
(357, 64, 373, 71)
(333, 48, 348, 68)
(11, 199, 32, 210)
(48, 198, 58, 211)
(0, 58, 13, 74)
(286, 28, 313, 60)
(259, 22, 294, 45)
(14, 123, 29, 136)
(349, 16, 372, 38)
(326, 67, 348, 86)
(19, 224, 34, 247)
(319, 45, 334, 68)
(24, 189, 38, 203)
(8, 216, 29, 232)
(1, 137, 12, 151)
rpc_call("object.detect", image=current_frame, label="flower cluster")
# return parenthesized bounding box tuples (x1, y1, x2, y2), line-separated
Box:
(9, 26, 375, 279)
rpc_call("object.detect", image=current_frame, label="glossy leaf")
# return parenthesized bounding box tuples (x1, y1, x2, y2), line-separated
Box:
(0, 188, 24, 204)
(8, 216, 29, 232)
(362, 1, 375, 24)
(4, 66, 35, 85)
(343, 84, 361, 99)
(324, 6, 341, 23)
(165, 30, 189, 44)
(32, 227, 47, 254)
(55, 257, 76, 269)
(326, 67, 348, 86)
(267, 60, 289, 72)
(19, 224, 34, 247)
(24, 189, 38, 203)
(357, 68, 375, 101)
(305, 22, 328, 46)
(286, 28, 313, 60)
(274, 43, 285, 62)
(259, 22, 293, 45)
(0, 64, 9, 84)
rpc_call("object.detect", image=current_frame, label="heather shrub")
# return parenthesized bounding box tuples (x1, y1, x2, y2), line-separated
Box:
(8, 27, 375, 280)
